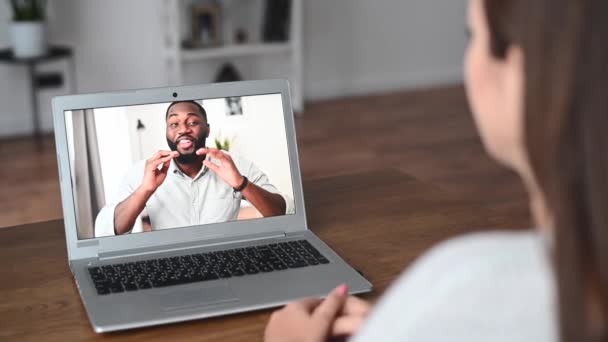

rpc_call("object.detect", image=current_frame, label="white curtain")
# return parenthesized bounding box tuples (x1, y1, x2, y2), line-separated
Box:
(71, 109, 105, 239)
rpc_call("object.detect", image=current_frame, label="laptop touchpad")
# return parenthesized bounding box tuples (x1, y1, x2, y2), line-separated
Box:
(161, 284, 239, 311)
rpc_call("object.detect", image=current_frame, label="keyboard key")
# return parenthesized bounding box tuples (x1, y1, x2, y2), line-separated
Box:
(200, 272, 219, 281)
(138, 280, 152, 289)
(231, 269, 245, 276)
(109, 282, 124, 293)
(151, 278, 170, 287)
(244, 266, 259, 275)
(94, 280, 111, 293)
(316, 257, 330, 264)
(217, 270, 232, 278)
(272, 263, 288, 271)
(123, 281, 138, 291)
(96, 287, 110, 295)
(88, 267, 102, 275)
(258, 264, 273, 272)
(286, 259, 308, 268)
(304, 257, 319, 265)
(101, 265, 114, 274)
(89, 272, 105, 282)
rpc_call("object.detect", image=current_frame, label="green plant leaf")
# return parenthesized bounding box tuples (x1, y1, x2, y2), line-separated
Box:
(10, 0, 19, 21)
(10, 0, 46, 21)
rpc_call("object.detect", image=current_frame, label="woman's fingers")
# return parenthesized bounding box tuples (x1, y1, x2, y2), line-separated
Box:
(287, 298, 323, 313)
(329, 296, 371, 337)
(330, 314, 367, 337)
(311, 284, 349, 332)
(341, 296, 372, 316)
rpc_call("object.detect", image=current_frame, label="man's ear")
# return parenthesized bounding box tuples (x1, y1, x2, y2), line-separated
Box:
(206, 124, 210, 138)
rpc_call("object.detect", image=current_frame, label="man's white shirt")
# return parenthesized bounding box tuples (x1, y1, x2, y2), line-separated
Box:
(95, 154, 294, 237)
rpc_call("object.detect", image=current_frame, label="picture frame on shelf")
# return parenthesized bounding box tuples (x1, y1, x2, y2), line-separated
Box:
(225, 97, 243, 116)
(189, 4, 221, 48)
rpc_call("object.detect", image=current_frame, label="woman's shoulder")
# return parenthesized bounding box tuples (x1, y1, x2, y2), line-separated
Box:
(419, 230, 549, 273)
(352, 230, 557, 342)
(401, 230, 555, 302)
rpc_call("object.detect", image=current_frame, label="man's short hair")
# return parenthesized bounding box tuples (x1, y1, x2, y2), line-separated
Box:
(165, 100, 207, 121)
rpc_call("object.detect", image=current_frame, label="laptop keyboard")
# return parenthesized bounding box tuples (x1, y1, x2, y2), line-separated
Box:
(88, 240, 330, 295)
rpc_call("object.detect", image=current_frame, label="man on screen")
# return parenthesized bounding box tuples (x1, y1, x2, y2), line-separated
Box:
(95, 101, 293, 236)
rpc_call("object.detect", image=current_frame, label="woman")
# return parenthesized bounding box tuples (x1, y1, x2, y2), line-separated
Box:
(264, 0, 608, 341)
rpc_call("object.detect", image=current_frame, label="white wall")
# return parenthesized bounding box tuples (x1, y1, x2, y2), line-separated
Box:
(128, 104, 168, 160)
(0, 0, 467, 137)
(303, 0, 467, 100)
(56, 0, 167, 93)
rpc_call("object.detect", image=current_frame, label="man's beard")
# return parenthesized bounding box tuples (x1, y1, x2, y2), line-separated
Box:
(166, 136, 206, 164)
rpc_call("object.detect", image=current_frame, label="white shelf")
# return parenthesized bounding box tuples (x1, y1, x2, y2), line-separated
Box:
(181, 43, 292, 62)
(163, 0, 303, 112)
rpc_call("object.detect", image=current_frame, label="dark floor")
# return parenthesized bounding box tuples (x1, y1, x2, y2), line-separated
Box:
(0, 85, 531, 230)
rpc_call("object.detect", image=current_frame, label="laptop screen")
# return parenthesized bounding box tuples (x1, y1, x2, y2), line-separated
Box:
(64, 93, 295, 240)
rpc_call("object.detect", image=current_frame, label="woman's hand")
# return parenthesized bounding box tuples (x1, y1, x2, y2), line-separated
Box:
(331, 295, 372, 337)
(264, 284, 349, 342)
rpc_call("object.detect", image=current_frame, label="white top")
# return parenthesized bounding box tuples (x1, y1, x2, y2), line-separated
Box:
(94, 154, 294, 237)
(351, 231, 558, 342)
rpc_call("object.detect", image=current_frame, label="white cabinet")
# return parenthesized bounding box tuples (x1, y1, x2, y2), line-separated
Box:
(161, 0, 303, 112)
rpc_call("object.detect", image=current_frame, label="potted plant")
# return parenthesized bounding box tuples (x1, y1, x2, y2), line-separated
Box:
(214, 133, 236, 151)
(9, 0, 48, 58)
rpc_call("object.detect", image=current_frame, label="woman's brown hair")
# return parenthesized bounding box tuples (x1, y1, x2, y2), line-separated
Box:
(482, 0, 608, 341)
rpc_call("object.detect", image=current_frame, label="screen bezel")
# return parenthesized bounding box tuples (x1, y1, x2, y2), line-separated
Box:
(53, 80, 307, 261)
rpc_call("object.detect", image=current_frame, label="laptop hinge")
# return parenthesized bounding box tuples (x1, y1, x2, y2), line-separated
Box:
(97, 231, 286, 262)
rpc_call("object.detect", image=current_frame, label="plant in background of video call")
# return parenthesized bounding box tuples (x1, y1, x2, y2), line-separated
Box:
(214, 133, 236, 151)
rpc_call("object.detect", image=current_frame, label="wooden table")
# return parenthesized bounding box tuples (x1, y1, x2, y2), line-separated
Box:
(0, 170, 505, 341)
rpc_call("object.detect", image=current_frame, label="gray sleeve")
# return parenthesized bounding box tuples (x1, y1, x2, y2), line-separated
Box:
(94, 161, 145, 237)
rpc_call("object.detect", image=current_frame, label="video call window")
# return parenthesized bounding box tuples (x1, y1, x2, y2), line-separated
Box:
(64, 94, 295, 240)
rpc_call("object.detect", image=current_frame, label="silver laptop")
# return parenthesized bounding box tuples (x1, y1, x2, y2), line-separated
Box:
(52, 79, 372, 333)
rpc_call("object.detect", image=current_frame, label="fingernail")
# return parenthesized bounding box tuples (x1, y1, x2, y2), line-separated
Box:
(337, 284, 348, 296)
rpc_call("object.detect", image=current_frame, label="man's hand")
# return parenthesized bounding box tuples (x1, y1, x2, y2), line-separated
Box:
(197, 147, 286, 216)
(196, 147, 244, 188)
(141, 151, 179, 193)
(114, 150, 178, 235)
(264, 284, 350, 342)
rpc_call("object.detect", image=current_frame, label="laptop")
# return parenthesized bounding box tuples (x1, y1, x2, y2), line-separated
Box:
(52, 79, 372, 333)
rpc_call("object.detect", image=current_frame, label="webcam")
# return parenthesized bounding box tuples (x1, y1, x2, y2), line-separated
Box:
(172, 92, 178, 98)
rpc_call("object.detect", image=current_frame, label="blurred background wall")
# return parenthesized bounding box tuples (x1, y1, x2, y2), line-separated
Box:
(0, 0, 467, 138)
